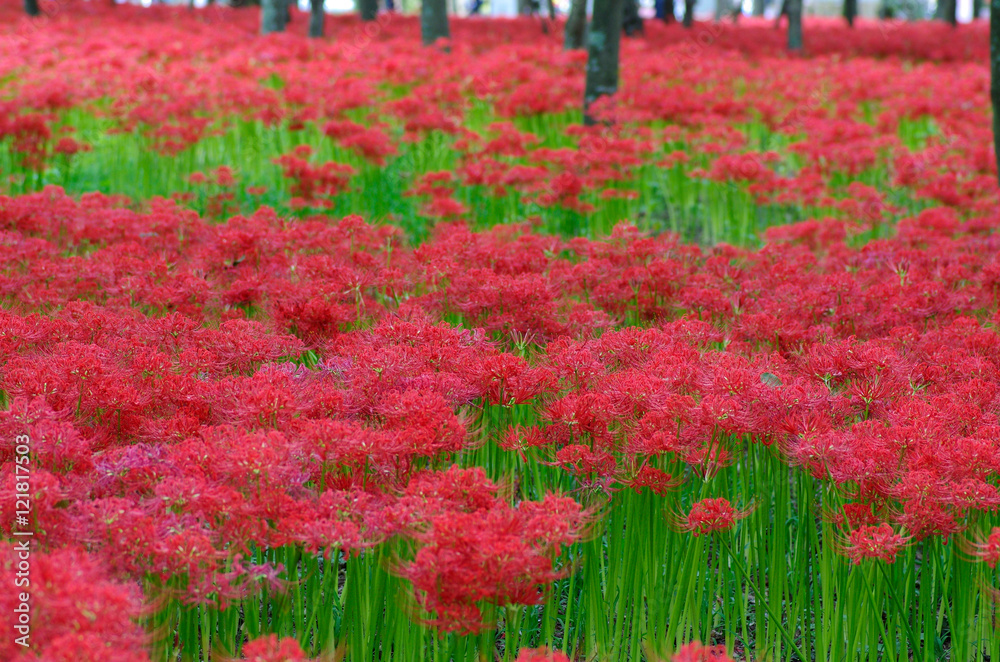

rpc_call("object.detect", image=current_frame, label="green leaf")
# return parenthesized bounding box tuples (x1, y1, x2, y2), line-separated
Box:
(760, 372, 782, 387)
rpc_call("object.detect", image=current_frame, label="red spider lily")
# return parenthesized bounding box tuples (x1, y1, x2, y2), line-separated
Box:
(475, 354, 556, 406)
(671, 641, 735, 662)
(406, 171, 468, 220)
(394, 483, 585, 635)
(241, 635, 308, 662)
(516, 647, 571, 662)
(959, 527, 1000, 569)
(824, 501, 883, 529)
(2, 12, 1000, 651)
(52, 136, 91, 157)
(378, 388, 468, 458)
(323, 120, 397, 165)
(551, 444, 618, 479)
(841, 523, 911, 565)
(672, 498, 755, 537)
(626, 464, 683, 497)
(0, 545, 150, 662)
(272, 147, 355, 207)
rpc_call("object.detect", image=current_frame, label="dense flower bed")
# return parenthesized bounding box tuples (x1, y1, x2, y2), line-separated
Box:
(3, 187, 1000, 659)
(2, 3, 999, 661)
(1, 2, 995, 242)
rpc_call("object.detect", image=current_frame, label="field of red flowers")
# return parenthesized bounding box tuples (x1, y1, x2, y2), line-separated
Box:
(2, 2, 1000, 661)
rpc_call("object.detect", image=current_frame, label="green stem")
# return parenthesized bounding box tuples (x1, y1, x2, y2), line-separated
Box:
(718, 535, 808, 662)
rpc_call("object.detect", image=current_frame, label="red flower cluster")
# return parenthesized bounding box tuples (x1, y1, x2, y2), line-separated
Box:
(671, 640, 735, 662)
(395, 468, 586, 634)
(242, 635, 310, 662)
(1, 4, 994, 228)
(2, 188, 1000, 595)
(2, 3, 1000, 656)
(843, 523, 911, 564)
(516, 647, 571, 662)
(0, 544, 150, 662)
(273, 146, 356, 208)
(678, 498, 753, 537)
(964, 527, 1000, 569)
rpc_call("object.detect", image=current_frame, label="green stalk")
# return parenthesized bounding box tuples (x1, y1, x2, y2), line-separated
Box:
(718, 535, 808, 662)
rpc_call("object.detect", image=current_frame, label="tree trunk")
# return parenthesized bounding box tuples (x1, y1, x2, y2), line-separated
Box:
(752, 0, 764, 16)
(656, 0, 676, 20)
(993, 0, 1000, 188)
(565, 0, 588, 49)
(623, 0, 644, 34)
(786, 0, 802, 51)
(974, 0, 983, 18)
(583, 0, 625, 125)
(421, 0, 449, 46)
(936, 0, 957, 25)
(24, 0, 41, 16)
(683, 0, 695, 27)
(360, 0, 378, 20)
(716, 0, 741, 21)
(843, 0, 856, 26)
(309, 0, 324, 36)
(261, 0, 288, 33)
(547, 0, 556, 20)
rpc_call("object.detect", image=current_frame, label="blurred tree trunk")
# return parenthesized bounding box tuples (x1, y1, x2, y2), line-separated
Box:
(752, 0, 764, 16)
(974, 0, 983, 18)
(656, 0, 676, 21)
(786, 0, 802, 51)
(360, 0, 378, 20)
(624, 0, 644, 34)
(716, 0, 738, 21)
(25, 0, 40, 16)
(548, 0, 556, 19)
(565, 0, 588, 48)
(715, 0, 743, 23)
(993, 0, 1000, 188)
(421, 0, 450, 46)
(683, 0, 695, 26)
(309, 0, 324, 36)
(584, 0, 624, 124)
(935, 0, 957, 25)
(843, 0, 855, 25)
(262, 0, 288, 33)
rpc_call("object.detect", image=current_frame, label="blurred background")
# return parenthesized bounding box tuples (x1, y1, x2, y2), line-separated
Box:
(126, 0, 983, 22)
